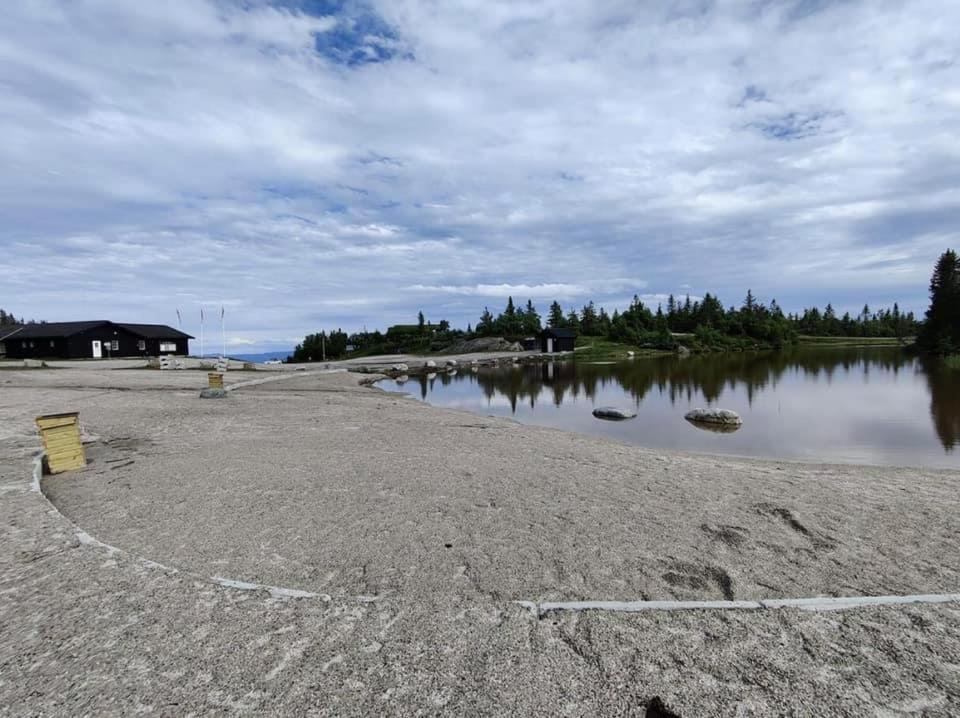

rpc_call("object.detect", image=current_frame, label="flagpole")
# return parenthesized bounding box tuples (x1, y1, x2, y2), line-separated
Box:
(200, 308, 204, 359)
(221, 306, 226, 361)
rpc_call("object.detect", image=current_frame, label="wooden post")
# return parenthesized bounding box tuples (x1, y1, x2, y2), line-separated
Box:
(35, 412, 86, 474)
(208, 373, 224, 390)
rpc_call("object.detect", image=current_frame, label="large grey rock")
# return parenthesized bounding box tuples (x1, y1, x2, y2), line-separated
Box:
(199, 388, 228, 399)
(592, 406, 638, 421)
(677, 345, 691, 357)
(391, 363, 409, 372)
(444, 337, 527, 354)
(425, 360, 437, 368)
(685, 408, 742, 426)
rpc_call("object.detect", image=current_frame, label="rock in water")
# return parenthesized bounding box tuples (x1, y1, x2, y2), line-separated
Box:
(425, 360, 437, 368)
(593, 406, 638, 420)
(391, 363, 409, 372)
(684, 408, 742, 426)
(199, 388, 228, 399)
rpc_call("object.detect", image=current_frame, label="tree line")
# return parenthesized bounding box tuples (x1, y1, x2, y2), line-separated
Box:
(0, 308, 28, 326)
(473, 290, 919, 350)
(289, 249, 955, 360)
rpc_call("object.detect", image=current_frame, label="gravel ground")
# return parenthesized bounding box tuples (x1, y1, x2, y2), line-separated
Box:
(1, 367, 959, 716)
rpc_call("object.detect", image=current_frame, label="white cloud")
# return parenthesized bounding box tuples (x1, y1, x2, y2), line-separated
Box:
(1, 0, 957, 348)
(404, 282, 646, 299)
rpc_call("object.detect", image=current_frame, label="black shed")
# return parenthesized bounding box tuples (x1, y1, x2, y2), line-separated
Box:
(0, 321, 192, 360)
(540, 327, 576, 353)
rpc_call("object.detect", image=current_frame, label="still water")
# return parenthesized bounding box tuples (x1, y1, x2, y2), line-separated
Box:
(379, 348, 960, 469)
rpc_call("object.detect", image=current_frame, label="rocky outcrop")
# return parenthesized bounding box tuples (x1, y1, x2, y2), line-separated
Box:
(444, 337, 525, 354)
(592, 406, 638, 420)
(684, 408, 742, 426)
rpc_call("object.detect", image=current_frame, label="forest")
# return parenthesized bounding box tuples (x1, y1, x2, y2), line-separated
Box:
(289, 288, 922, 361)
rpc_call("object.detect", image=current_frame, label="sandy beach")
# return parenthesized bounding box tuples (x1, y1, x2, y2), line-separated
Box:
(2, 366, 959, 716)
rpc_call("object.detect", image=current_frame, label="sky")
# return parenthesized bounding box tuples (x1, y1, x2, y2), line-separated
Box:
(1, 0, 958, 351)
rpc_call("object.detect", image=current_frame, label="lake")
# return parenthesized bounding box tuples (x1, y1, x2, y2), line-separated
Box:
(378, 347, 960, 469)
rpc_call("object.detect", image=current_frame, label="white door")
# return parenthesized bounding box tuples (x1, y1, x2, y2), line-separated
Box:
(546, 337, 553, 353)
(92, 340, 102, 358)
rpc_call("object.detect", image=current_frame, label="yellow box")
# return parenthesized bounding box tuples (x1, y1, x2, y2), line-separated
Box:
(208, 373, 224, 389)
(35, 412, 86, 474)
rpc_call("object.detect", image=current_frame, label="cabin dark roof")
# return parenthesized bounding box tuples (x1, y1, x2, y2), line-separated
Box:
(116, 323, 193, 339)
(0, 321, 193, 340)
(0, 321, 110, 339)
(542, 327, 577, 338)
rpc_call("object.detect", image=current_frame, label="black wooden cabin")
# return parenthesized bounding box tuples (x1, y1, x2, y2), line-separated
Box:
(540, 327, 576, 353)
(0, 321, 192, 359)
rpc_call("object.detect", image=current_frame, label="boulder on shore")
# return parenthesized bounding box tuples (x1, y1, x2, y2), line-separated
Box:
(199, 388, 228, 399)
(425, 360, 437, 368)
(390, 363, 409, 372)
(684, 408, 742, 426)
(592, 406, 638, 421)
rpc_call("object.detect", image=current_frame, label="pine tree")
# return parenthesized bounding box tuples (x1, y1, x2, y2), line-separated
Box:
(522, 299, 542, 334)
(918, 249, 960, 353)
(580, 301, 598, 335)
(548, 301, 564, 328)
(477, 307, 495, 336)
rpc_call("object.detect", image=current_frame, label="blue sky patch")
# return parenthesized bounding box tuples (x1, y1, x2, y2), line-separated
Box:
(271, 0, 408, 66)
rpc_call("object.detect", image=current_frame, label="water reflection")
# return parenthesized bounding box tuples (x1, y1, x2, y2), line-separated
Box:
(415, 348, 915, 410)
(922, 358, 960, 451)
(388, 348, 960, 468)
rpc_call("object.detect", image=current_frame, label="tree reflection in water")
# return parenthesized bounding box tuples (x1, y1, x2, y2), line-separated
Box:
(409, 348, 960, 453)
(921, 358, 960, 451)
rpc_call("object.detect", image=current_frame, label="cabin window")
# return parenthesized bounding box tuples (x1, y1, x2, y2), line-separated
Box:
(22, 341, 27, 348)
(111, 340, 119, 351)
(159, 341, 177, 352)
(50, 340, 55, 348)
(138, 340, 146, 351)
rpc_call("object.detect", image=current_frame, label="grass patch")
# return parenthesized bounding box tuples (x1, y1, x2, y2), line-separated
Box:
(573, 337, 671, 361)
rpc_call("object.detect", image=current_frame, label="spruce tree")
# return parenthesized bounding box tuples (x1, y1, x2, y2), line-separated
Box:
(918, 249, 960, 353)
(548, 301, 564, 328)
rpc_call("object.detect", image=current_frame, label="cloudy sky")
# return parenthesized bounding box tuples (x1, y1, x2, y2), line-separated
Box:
(2, 1, 957, 350)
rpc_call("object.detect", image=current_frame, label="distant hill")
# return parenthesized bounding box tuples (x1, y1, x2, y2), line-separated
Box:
(230, 350, 293, 363)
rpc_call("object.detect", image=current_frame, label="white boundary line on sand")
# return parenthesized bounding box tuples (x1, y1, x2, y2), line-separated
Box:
(516, 593, 960, 618)
(31, 451, 330, 601)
